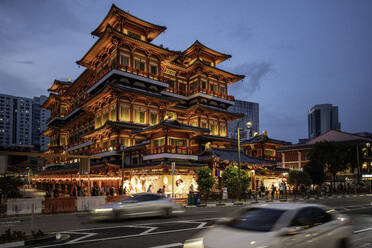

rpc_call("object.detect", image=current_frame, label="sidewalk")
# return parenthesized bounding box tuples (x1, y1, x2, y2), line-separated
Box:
(186, 193, 372, 208)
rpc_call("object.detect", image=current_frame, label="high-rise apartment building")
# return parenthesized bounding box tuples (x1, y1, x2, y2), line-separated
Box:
(308, 104, 341, 139)
(0, 93, 50, 150)
(228, 100, 259, 140)
(32, 95, 50, 151)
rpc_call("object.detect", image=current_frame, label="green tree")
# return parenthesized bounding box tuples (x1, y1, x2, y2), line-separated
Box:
(303, 160, 325, 185)
(221, 165, 250, 199)
(196, 167, 216, 202)
(288, 170, 312, 187)
(0, 176, 24, 198)
(308, 141, 349, 189)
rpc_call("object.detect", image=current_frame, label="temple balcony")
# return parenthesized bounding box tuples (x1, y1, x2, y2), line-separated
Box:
(143, 146, 199, 160)
(87, 63, 169, 94)
(163, 87, 235, 104)
(143, 145, 199, 161)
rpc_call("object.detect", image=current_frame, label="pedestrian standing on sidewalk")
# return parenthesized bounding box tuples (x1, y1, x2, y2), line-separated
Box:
(260, 183, 265, 200)
(279, 182, 284, 199)
(271, 183, 276, 200)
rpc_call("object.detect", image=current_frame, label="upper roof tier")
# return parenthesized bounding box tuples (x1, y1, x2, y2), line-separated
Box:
(47, 80, 71, 94)
(91, 4, 166, 42)
(179, 40, 231, 66)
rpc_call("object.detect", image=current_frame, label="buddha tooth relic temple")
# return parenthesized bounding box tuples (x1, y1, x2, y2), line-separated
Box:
(37, 4, 285, 197)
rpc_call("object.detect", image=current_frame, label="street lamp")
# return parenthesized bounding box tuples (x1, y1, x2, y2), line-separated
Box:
(237, 121, 253, 201)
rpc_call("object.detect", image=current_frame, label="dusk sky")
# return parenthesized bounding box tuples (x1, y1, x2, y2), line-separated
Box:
(0, 0, 371, 143)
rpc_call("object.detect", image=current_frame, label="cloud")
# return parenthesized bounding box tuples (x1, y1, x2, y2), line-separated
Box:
(14, 61, 34, 65)
(229, 62, 273, 97)
(0, 68, 46, 98)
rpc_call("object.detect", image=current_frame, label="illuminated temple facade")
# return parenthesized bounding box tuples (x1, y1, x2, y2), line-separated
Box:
(39, 5, 277, 196)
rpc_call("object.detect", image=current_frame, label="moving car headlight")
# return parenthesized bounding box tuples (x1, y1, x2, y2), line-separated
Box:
(183, 238, 204, 248)
(94, 208, 113, 213)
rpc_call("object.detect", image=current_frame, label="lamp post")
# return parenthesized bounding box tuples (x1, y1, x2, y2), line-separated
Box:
(120, 145, 126, 194)
(237, 121, 253, 201)
(366, 142, 371, 193)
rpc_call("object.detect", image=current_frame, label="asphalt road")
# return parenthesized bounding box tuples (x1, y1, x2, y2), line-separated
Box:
(1, 195, 372, 248)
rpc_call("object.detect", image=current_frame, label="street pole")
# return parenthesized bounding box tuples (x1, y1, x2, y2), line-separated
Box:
(237, 128, 241, 201)
(356, 145, 360, 185)
(121, 149, 125, 193)
(171, 162, 175, 198)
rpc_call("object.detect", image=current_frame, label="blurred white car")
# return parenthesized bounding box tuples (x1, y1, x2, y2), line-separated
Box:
(91, 193, 184, 220)
(184, 203, 352, 248)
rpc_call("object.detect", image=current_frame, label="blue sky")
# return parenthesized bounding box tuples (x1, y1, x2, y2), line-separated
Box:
(0, 0, 371, 143)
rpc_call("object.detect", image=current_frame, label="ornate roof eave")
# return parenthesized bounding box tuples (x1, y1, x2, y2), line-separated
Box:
(78, 25, 175, 69)
(41, 93, 59, 109)
(47, 80, 71, 93)
(91, 4, 167, 41)
(186, 59, 244, 84)
(182, 40, 231, 65)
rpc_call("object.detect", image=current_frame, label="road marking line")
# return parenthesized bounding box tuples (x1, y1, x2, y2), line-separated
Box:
(63, 232, 97, 244)
(141, 227, 158, 234)
(147, 243, 183, 248)
(354, 226, 372, 234)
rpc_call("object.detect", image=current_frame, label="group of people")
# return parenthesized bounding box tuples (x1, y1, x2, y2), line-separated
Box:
(257, 181, 288, 200)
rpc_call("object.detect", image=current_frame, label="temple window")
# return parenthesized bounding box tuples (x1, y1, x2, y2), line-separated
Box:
(179, 83, 187, 95)
(189, 81, 197, 92)
(190, 119, 198, 127)
(120, 54, 129, 67)
(60, 135, 67, 146)
(120, 104, 130, 122)
(201, 120, 207, 128)
(153, 138, 164, 147)
(220, 123, 226, 136)
(102, 111, 109, 125)
(210, 121, 218, 135)
(135, 58, 145, 71)
(210, 83, 217, 92)
(170, 138, 186, 147)
(201, 80, 207, 89)
(150, 64, 158, 75)
(168, 80, 174, 89)
(95, 115, 101, 129)
(150, 110, 158, 125)
(121, 138, 130, 147)
(135, 139, 142, 145)
(134, 107, 146, 124)
(110, 106, 116, 121)
(220, 86, 226, 95)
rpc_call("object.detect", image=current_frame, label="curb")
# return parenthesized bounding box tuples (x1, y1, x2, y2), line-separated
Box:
(0, 236, 56, 248)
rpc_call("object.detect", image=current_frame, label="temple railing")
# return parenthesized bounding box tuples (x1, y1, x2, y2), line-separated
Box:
(145, 145, 199, 155)
(165, 86, 234, 101)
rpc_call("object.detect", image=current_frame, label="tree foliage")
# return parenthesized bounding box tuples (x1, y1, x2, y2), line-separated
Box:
(288, 170, 311, 186)
(195, 167, 216, 195)
(308, 141, 350, 188)
(222, 165, 250, 197)
(303, 160, 325, 185)
(0, 176, 24, 198)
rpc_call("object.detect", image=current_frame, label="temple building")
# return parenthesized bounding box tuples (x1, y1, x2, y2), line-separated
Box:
(37, 4, 279, 196)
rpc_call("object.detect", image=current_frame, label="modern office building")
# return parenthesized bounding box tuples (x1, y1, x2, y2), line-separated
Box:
(308, 104, 341, 139)
(227, 100, 259, 140)
(0, 93, 50, 150)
